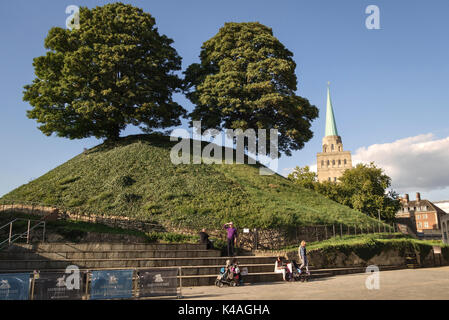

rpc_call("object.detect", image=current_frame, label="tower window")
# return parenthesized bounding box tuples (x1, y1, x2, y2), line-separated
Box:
(344, 159, 347, 166)
(338, 160, 341, 166)
(328, 177, 331, 181)
(327, 160, 330, 166)
(338, 146, 342, 151)
(334, 177, 337, 182)
(321, 160, 324, 167)
(332, 160, 335, 166)
(331, 144, 334, 151)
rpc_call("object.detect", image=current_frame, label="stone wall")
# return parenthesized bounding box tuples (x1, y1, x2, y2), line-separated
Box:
(0, 203, 165, 233)
(272, 244, 449, 269)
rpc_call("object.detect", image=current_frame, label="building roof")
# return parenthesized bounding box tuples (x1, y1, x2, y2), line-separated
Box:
(400, 199, 447, 216)
(325, 85, 339, 137)
(433, 200, 449, 214)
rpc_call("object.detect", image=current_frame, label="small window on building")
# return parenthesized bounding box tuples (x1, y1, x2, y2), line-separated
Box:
(321, 160, 324, 167)
(423, 214, 427, 219)
(327, 160, 330, 166)
(334, 177, 337, 182)
(338, 160, 341, 166)
(344, 159, 347, 166)
(339, 146, 342, 151)
(418, 222, 422, 228)
(328, 177, 331, 182)
(331, 144, 334, 151)
(424, 222, 429, 228)
(332, 160, 335, 166)
(416, 214, 420, 220)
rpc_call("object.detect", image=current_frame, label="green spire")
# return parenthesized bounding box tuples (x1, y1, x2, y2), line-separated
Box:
(325, 83, 339, 137)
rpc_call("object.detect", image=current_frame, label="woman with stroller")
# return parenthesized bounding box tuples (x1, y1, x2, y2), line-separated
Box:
(231, 258, 244, 286)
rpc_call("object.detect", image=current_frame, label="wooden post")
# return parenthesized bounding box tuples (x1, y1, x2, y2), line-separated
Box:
(178, 267, 183, 299)
(315, 227, 319, 242)
(333, 225, 336, 238)
(340, 224, 343, 237)
(85, 271, 90, 300)
(31, 272, 37, 301)
(325, 226, 328, 239)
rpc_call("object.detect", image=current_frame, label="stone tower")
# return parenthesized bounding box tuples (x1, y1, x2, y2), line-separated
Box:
(316, 84, 352, 182)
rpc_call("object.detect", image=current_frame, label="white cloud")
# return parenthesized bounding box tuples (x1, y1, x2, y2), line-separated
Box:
(281, 167, 295, 177)
(352, 134, 449, 194)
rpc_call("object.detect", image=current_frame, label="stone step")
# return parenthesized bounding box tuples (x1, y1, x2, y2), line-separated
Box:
(0, 256, 278, 270)
(0, 263, 279, 276)
(179, 271, 334, 287)
(0, 249, 222, 260)
(9, 242, 208, 252)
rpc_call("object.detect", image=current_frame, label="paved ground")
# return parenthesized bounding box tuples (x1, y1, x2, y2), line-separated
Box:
(181, 267, 449, 300)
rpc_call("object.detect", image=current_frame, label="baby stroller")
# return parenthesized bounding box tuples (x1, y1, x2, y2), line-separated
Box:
(290, 260, 309, 282)
(215, 261, 240, 287)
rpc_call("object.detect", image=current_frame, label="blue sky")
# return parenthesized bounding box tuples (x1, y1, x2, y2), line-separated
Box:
(1, 0, 449, 201)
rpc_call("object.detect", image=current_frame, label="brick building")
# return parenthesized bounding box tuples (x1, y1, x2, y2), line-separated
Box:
(316, 84, 352, 182)
(396, 192, 447, 239)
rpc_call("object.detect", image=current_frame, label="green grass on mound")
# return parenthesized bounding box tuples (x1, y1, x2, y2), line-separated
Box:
(1, 134, 384, 230)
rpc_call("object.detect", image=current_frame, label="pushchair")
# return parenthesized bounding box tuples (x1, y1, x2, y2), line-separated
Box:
(215, 264, 240, 287)
(290, 260, 309, 282)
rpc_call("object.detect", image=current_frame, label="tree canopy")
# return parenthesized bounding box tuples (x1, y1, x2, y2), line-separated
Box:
(184, 22, 318, 156)
(24, 3, 186, 141)
(288, 162, 400, 222)
(287, 165, 317, 189)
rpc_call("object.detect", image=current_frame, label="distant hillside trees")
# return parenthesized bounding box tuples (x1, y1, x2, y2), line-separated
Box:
(184, 22, 319, 156)
(288, 163, 400, 222)
(23, 3, 186, 141)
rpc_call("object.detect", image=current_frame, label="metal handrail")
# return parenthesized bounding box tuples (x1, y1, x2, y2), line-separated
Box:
(0, 218, 19, 231)
(0, 218, 41, 231)
(0, 219, 46, 251)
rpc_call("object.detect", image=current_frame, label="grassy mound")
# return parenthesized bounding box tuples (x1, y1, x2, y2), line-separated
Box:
(1, 134, 382, 229)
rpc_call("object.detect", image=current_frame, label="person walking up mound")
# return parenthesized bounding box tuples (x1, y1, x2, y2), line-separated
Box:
(224, 222, 238, 257)
(298, 240, 310, 275)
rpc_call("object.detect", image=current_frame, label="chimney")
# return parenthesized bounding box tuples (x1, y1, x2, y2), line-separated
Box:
(404, 194, 409, 203)
(416, 192, 421, 202)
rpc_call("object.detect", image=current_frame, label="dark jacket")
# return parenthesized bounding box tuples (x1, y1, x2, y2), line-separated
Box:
(299, 246, 307, 259)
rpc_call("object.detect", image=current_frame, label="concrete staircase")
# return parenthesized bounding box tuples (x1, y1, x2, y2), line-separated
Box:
(0, 242, 295, 286)
(0, 242, 402, 287)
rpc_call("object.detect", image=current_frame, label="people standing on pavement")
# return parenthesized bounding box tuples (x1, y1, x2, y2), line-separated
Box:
(298, 240, 310, 275)
(224, 222, 238, 257)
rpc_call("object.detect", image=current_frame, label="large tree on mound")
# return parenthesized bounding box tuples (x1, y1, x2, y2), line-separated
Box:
(23, 3, 186, 141)
(184, 22, 319, 156)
